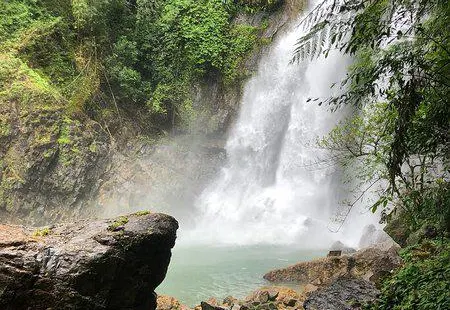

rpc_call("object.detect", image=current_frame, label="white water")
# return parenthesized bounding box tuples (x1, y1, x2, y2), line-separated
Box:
(180, 2, 377, 248)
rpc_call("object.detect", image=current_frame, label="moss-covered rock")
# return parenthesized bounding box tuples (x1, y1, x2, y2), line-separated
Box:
(0, 53, 110, 225)
(384, 207, 412, 247)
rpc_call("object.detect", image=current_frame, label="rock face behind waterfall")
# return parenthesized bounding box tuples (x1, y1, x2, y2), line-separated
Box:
(0, 213, 178, 310)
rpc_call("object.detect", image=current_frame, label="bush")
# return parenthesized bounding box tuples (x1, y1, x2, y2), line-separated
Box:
(365, 241, 450, 310)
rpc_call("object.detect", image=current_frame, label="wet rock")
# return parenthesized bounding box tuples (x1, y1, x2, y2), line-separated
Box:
(303, 277, 380, 310)
(242, 286, 305, 310)
(300, 283, 318, 298)
(0, 213, 178, 310)
(223, 296, 239, 307)
(200, 301, 228, 310)
(358, 224, 396, 249)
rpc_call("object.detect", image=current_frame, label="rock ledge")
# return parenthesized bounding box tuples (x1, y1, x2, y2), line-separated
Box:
(0, 212, 178, 310)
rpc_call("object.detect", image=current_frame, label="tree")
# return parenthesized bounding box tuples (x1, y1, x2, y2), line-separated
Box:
(296, 0, 449, 234)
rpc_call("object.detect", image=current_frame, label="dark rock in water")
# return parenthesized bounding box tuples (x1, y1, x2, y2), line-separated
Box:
(327, 250, 342, 257)
(303, 277, 379, 310)
(0, 213, 178, 310)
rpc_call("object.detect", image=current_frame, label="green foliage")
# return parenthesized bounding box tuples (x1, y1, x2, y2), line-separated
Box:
(303, 3, 449, 306)
(365, 241, 450, 310)
(0, 0, 276, 131)
(33, 227, 52, 237)
(107, 216, 129, 231)
(0, 0, 46, 45)
(0, 53, 63, 107)
(134, 210, 151, 216)
(232, 0, 283, 13)
(304, 0, 449, 240)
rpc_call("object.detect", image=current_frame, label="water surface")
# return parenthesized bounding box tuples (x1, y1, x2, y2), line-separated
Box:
(157, 245, 326, 306)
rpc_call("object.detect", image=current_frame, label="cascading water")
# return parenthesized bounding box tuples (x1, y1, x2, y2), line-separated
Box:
(158, 2, 382, 304)
(181, 1, 377, 248)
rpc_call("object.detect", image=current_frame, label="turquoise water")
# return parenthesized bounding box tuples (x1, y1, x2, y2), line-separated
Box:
(156, 245, 326, 307)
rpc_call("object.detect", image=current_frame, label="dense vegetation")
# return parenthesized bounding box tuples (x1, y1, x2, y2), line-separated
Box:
(366, 240, 450, 309)
(0, 0, 279, 133)
(0, 0, 285, 219)
(297, 0, 449, 308)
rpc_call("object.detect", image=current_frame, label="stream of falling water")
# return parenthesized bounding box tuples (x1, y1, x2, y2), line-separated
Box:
(158, 1, 380, 305)
(180, 2, 376, 248)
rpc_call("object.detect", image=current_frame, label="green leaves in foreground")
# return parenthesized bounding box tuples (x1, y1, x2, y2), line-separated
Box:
(365, 241, 450, 310)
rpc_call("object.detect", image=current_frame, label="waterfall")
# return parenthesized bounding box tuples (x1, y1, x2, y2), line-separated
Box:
(181, 2, 377, 248)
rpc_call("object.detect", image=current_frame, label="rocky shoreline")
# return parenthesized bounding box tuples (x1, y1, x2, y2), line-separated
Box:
(157, 228, 402, 310)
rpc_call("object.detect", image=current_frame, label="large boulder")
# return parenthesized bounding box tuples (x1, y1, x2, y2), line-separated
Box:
(263, 242, 402, 287)
(303, 277, 379, 310)
(358, 224, 396, 249)
(0, 212, 178, 310)
(383, 208, 411, 246)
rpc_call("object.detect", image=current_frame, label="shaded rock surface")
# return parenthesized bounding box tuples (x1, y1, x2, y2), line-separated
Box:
(303, 277, 379, 310)
(0, 103, 110, 226)
(0, 212, 178, 310)
(263, 242, 402, 287)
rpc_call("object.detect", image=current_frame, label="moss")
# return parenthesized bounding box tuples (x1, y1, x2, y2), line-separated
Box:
(107, 216, 129, 231)
(33, 227, 51, 237)
(57, 122, 72, 146)
(43, 148, 56, 158)
(365, 240, 450, 310)
(71, 146, 81, 154)
(88, 142, 98, 153)
(0, 53, 63, 108)
(134, 210, 151, 216)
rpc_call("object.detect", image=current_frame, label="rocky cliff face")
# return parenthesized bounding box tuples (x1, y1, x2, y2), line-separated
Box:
(0, 105, 110, 225)
(0, 53, 111, 225)
(0, 1, 306, 226)
(0, 212, 178, 310)
(263, 242, 402, 287)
